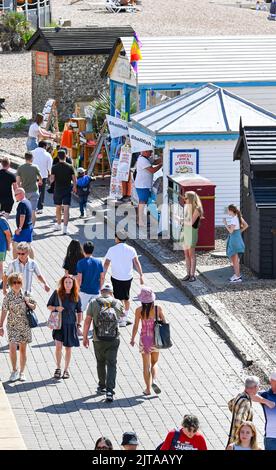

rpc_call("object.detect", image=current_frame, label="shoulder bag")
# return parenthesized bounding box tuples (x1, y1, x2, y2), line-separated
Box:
(154, 306, 172, 349)
(47, 293, 63, 330)
(25, 301, 39, 329)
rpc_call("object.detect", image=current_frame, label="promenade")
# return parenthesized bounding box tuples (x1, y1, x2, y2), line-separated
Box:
(0, 193, 264, 450)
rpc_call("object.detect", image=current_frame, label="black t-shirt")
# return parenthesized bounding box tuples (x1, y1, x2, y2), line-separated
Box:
(51, 162, 75, 193)
(0, 169, 16, 201)
(16, 199, 32, 229)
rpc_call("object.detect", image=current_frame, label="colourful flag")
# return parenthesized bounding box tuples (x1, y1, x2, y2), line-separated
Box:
(130, 32, 142, 73)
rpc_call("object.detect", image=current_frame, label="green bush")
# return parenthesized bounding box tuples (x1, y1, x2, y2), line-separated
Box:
(14, 116, 28, 132)
(0, 11, 34, 52)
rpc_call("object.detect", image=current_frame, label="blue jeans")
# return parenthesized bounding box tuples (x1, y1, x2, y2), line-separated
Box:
(264, 438, 276, 450)
(79, 195, 88, 216)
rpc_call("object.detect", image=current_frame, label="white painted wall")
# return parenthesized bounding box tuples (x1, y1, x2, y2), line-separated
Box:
(166, 140, 240, 226)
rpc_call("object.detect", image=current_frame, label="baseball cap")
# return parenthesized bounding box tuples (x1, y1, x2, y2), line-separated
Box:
(101, 283, 113, 292)
(270, 371, 276, 381)
(121, 432, 138, 446)
(77, 167, 85, 174)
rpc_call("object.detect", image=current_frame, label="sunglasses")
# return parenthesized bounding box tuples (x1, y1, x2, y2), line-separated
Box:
(95, 446, 110, 450)
(17, 252, 27, 256)
(12, 281, 22, 285)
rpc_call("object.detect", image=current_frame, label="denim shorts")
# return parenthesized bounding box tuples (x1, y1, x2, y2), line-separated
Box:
(13, 227, 33, 243)
(135, 188, 151, 203)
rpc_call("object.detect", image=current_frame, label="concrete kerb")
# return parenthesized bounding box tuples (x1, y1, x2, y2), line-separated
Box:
(85, 194, 276, 381)
(0, 381, 27, 450)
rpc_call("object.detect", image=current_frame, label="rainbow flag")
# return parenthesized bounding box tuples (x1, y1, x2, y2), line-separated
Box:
(130, 32, 142, 73)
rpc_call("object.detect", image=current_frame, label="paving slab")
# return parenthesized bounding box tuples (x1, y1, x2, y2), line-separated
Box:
(197, 265, 234, 287)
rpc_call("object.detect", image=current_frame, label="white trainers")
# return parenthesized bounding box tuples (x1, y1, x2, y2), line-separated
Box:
(63, 225, 68, 235)
(119, 318, 127, 327)
(54, 223, 62, 231)
(9, 370, 19, 382)
(19, 372, 26, 382)
(229, 275, 242, 283)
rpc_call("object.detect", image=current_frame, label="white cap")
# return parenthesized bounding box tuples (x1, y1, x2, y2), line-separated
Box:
(270, 371, 276, 381)
(77, 167, 85, 174)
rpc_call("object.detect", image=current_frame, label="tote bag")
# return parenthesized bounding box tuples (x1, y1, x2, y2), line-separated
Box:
(154, 306, 172, 349)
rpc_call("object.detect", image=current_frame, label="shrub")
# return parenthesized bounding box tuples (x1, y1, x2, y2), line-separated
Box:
(0, 11, 34, 52)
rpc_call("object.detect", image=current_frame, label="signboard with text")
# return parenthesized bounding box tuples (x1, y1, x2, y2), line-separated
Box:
(170, 149, 199, 175)
(35, 52, 49, 76)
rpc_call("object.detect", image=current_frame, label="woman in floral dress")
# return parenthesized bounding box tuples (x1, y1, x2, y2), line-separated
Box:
(0, 273, 36, 382)
(130, 287, 165, 396)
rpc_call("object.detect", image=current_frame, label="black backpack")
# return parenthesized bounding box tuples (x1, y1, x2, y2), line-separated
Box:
(155, 429, 180, 451)
(95, 299, 118, 341)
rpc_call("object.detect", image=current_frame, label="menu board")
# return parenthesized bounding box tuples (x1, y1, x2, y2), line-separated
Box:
(170, 149, 199, 175)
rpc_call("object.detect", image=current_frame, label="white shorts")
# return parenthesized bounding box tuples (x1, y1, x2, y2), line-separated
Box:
(80, 292, 99, 312)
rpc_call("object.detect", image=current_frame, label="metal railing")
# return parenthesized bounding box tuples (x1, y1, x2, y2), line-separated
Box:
(0, 1, 52, 28)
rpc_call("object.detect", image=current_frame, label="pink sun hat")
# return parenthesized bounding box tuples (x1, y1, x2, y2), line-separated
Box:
(137, 287, 156, 304)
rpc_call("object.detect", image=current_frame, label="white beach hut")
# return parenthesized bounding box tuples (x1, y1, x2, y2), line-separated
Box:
(130, 84, 276, 225)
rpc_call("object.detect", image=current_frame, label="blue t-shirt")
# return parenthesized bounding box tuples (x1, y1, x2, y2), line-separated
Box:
(16, 199, 32, 229)
(77, 257, 104, 295)
(0, 217, 11, 252)
(259, 388, 276, 438)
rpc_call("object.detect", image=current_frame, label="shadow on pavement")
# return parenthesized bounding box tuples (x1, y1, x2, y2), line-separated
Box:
(35, 394, 157, 414)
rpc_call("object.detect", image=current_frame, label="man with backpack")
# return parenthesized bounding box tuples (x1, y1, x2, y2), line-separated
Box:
(82, 282, 124, 403)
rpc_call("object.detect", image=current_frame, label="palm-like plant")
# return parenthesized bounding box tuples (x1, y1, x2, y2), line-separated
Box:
(0, 11, 34, 51)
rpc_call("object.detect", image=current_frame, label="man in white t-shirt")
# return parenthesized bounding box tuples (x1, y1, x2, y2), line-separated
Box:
(135, 151, 162, 227)
(103, 231, 144, 326)
(32, 141, 52, 213)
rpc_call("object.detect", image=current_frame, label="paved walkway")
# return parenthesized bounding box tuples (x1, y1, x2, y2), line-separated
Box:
(0, 193, 264, 450)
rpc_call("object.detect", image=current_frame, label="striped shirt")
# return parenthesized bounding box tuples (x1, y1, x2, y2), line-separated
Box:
(6, 259, 41, 294)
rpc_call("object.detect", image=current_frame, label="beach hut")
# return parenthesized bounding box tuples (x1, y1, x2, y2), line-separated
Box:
(102, 35, 276, 118)
(130, 84, 276, 226)
(234, 126, 276, 278)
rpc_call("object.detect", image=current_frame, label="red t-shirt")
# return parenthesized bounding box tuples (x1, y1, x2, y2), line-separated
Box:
(160, 429, 207, 451)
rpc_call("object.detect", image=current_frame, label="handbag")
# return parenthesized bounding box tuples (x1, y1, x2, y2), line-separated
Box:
(26, 306, 39, 329)
(47, 294, 62, 330)
(154, 306, 172, 349)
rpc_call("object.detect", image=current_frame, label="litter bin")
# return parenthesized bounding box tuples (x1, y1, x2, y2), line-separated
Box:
(168, 173, 216, 251)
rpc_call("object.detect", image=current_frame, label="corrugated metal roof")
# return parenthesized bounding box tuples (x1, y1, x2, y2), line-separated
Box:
(116, 35, 276, 84)
(26, 27, 134, 55)
(131, 84, 276, 135)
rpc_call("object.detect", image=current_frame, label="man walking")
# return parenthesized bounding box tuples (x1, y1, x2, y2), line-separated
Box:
(0, 212, 12, 286)
(76, 242, 105, 312)
(103, 231, 144, 326)
(83, 283, 124, 402)
(0, 157, 17, 217)
(50, 150, 76, 235)
(3, 242, 50, 295)
(227, 375, 275, 446)
(16, 152, 42, 227)
(32, 141, 52, 214)
(259, 370, 276, 450)
(12, 188, 34, 259)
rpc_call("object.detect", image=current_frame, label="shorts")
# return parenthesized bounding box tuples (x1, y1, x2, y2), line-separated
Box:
(26, 137, 38, 151)
(0, 252, 7, 262)
(54, 191, 72, 206)
(13, 227, 33, 243)
(135, 188, 151, 203)
(25, 192, 39, 212)
(0, 199, 14, 214)
(111, 276, 132, 301)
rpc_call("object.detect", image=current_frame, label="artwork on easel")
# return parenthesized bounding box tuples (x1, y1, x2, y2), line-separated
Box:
(41, 99, 59, 134)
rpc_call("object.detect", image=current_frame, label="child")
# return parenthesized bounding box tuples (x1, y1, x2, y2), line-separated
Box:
(76, 168, 92, 217)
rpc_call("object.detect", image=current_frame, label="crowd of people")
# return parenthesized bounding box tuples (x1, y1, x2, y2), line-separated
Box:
(0, 121, 273, 451)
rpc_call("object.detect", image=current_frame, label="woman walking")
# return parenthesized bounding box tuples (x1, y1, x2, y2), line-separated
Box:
(47, 275, 82, 379)
(181, 191, 203, 282)
(224, 204, 248, 283)
(130, 287, 165, 395)
(63, 240, 84, 276)
(26, 113, 54, 151)
(0, 273, 36, 382)
(226, 421, 261, 450)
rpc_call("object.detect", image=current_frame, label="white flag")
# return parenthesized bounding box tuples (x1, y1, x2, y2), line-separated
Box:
(106, 115, 129, 139)
(128, 126, 155, 153)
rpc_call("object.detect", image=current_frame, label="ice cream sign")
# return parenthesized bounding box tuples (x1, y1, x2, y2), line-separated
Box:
(170, 149, 199, 175)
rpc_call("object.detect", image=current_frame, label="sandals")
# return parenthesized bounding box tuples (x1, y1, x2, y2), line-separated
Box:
(189, 276, 196, 282)
(152, 383, 161, 394)
(183, 274, 190, 281)
(62, 370, 70, 379)
(54, 368, 61, 379)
